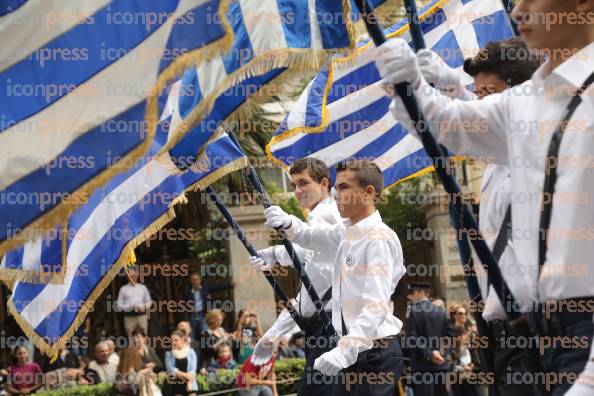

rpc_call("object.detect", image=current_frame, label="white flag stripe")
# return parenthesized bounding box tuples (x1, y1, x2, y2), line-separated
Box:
(311, 111, 396, 164)
(272, 79, 386, 152)
(241, 0, 288, 53)
(196, 53, 229, 97)
(21, 236, 43, 272)
(0, 0, 111, 72)
(374, 134, 423, 172)
(0, 0, 207, 190)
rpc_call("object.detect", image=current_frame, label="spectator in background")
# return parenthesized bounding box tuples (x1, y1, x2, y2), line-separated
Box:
(114, 347, 160, 396)
(176, 321, 204, 375)
(164, 330, 198, 396)
(89, 342, 118, 384)
(233, 310, 263, 364)
(236, 347, 279, 396)
(116, 267, 152, 337)
(6, 346, 43, 396)
(278, 333, 305, 360)
(68, 355, 99, 385)
(41, 346, 78, 372)
(131, 326, 164, 373)
(206, 343, 236, 372)
(450, 326, 480, 396)
(181, 273, 234, 340)
(432, 298, 446, 308)
(450, 304, 470, 331)
(199, 310, 230, 370)
(72, 317, 91, 357)
(105, 339, 120, 367)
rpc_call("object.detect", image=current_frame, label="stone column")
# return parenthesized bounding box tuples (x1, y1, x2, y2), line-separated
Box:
(226, 205, 277, 330)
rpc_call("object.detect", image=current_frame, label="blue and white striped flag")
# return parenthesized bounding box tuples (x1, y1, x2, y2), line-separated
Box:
(0, 0, 233, 257)
(160, 0, 397, 170)
(5, 124, 246, 354)
(267, 0, 515, 188)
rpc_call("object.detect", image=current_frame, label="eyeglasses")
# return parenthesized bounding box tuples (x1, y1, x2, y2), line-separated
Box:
(456, 311, 467, 316)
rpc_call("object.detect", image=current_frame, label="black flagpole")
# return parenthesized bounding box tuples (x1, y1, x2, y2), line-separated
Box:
(205, 185, 307, 332)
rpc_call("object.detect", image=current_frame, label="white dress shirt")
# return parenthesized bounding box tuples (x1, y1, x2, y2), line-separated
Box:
(390, 41, 594, 310)
(475, 164, 513, 321)
(264, 198, 342, 341)
(287, 210, 406, 367)
(116, 282, 152, 313)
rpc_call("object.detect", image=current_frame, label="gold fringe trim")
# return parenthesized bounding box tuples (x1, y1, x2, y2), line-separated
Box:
(7, 157, 248, 357)
(0, 215, 69, 285)
(157, 0, 372, 157)
(0, 0, 234, 260)
(267, 0, 453, 186)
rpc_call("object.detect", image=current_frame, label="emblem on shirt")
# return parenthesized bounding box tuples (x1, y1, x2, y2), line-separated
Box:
(345, 254, 354, 267)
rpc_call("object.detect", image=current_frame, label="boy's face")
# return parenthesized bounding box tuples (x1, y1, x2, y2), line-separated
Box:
(334, 169, 375, 219)
(512, 0, 591, 52)
(290, 170, 328, 211)
(474, 72, 509, 98)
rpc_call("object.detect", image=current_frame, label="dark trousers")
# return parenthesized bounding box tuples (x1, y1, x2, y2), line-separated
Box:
(410, 372, 452, 396)
(543, 315, 594, 396)
(487, 321, 542, 396)
(333, 338, 403, 396)
(298, 327, 336, 396)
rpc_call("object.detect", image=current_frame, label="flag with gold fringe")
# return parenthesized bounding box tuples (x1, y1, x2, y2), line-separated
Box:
(5, 119, 247, 355)
(160, 0, 400, 171)
(267, 0, 515, 188)
(0, 0, 234, 259)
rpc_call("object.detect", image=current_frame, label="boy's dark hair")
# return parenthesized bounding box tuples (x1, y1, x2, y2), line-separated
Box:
(335, 159, 384, 199)
(289, 158, 331, 193)
(463, 37, 541, 87)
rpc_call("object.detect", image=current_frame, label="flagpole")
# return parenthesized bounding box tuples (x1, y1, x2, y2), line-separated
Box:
(227, 133, 338, 339)
(204, 185, 307, 332)
(353, 0, 520, 320)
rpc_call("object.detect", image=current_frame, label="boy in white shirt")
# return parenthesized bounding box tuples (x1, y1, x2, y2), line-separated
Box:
(264, 159, 406, 396)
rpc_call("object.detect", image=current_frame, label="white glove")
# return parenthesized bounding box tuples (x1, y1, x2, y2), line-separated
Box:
(376, 38, 423, 89)
(264, 206, 292, 229)
(252, 336, 275, 366)
(313, 348, 346, 376)
(417, 49, 461, 89)
(249, 256, 271, 272)
(257, 247, 277, 266)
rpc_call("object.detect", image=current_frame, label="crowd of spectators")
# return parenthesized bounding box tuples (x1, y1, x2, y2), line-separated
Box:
(1, 272, 301, 396)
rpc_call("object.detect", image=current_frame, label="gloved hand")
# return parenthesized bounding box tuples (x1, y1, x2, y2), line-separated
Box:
(257, 247, 277, 266)
(313, 348, 346, 376)
(249, 256, 271, 272)
(252, 336, 275, 366)
(264, 206, 292, 229)
(417, 49, 461, 89)
(376, 37, 423, 89)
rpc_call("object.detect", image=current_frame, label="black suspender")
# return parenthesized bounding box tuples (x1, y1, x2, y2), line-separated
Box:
(492, 205, 512, 262)
(538, 71, 594, 278)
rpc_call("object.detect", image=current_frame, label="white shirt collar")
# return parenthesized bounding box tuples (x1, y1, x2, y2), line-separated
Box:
(308, 196, 334, 218)
(533, 41, 594, 89)
(343, 210, 382, 230)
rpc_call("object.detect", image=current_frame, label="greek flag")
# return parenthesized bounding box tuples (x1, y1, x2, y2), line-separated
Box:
(267, 0, 515, 188)
(162, 0, 397, 169)
(0, 0, 232, 257)
(5, 122, 246, 355)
